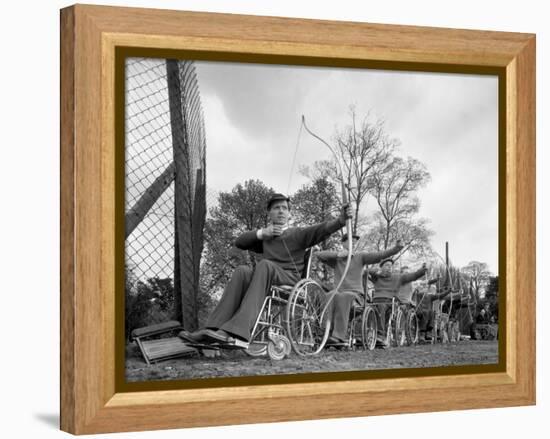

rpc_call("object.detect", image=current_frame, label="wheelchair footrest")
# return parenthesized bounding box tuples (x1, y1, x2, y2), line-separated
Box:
(131, 320, 182, 340)
(136, 337, 198, 364)
(183, 338, 249, 350)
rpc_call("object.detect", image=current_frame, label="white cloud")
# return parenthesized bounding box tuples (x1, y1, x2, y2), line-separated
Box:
(195, 61, 499, 273)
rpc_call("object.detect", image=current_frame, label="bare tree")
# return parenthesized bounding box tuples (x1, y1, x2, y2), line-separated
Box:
(365, 213, 434, 260)
(299, 160, 337, 188)
(332, 107, 398, 234)
(370, 156, 431, 249)
(462, 261, 492, 300)
(299, 108, 397, 235)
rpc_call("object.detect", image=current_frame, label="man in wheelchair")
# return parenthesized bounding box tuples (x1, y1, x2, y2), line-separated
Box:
(413, 282, 453, 342)
(369, 259, 428, 347)
(397, 265, 437, 306)
(315, 236, 403, 346)
(180, 192, 353, 348)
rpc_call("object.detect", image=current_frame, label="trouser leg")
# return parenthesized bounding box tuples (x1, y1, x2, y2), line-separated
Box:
(426, 310, 435, 330)
(220, 260, 298, 341)
(374, 301, 391, 340)
(417, 309, 430, 331)
(206, 265, 253, 329)
(331, 291, 361, 341)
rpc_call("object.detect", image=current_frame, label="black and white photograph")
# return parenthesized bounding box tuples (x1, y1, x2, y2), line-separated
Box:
(3, 0, 546, 437)
(124, 57, 500, 383)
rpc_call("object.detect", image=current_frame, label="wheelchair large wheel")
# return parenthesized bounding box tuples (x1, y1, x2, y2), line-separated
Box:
(439, 320, 450, 343)
(374, 301, 394, 348)
(394, 307, 407, 347)
(286, 279, 330, 356)
(361, 306, 377, 350)
(448, 320, 461, 342)
(406, 309, 419, 345)
(350, 310, 362, 349)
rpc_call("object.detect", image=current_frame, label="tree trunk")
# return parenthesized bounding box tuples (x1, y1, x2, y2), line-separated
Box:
(384, 219, 391, 250)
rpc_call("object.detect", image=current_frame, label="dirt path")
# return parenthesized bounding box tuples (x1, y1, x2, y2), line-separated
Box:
(126, 340, 498, 382)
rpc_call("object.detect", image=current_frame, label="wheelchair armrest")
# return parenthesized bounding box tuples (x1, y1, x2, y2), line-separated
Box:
(370, 297, 394, 305)
(272, 285, 293, 292)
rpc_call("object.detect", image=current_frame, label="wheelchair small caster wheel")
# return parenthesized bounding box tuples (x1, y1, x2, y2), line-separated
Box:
(267, 334, 290, 360)
(245, 342, 267, 357)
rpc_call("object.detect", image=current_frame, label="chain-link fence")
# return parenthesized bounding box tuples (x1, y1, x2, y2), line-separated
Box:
(125, 57, 208, 333)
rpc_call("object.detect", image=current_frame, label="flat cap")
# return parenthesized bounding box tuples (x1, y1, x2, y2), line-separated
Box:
(266, 193, 290, 210)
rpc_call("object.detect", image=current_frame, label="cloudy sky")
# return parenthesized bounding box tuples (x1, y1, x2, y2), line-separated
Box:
(194, 61, 499, 274)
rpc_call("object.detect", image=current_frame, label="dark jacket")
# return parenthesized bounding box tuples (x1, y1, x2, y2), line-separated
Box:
(370, 267, 427, 300)
(235, 218, 345, 277)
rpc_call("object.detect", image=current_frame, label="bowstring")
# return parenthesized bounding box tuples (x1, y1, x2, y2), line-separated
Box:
(281, 234, 303, 281)
(278, 121, 313, 283)
(286, 121, 304, 196)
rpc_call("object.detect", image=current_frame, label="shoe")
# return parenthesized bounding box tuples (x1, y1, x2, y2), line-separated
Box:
(326, 336, 345, 345)
(202, 328, 233, 344)
(417, 331, 426, 343)
(179, 329, 208, 344)
(375, 336, 389, 349)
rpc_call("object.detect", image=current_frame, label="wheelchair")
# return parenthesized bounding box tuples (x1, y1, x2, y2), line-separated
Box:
(318, 289, 378, 352)
(402, 303, 420, 346)
(131, 248, 330, 363)
(351, 298, 379, 351)
(396, 301, 420, 346)
(245, 247, 330, 360)
(431, 294, 461, 343)
(245, 283, 294, 360)
(321, 288, 378, 351)
(369, 296, 419, 347)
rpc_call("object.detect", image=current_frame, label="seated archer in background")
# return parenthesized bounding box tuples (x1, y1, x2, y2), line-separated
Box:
(369, 259, 428, 347)
(316, 236, 403, 345)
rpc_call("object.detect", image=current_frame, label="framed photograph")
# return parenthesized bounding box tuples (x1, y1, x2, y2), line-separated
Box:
(60, 4, 535, 434)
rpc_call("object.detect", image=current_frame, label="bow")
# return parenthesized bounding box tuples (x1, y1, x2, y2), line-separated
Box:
(415, 248, 432, 311)
(301, 115, 353, 319)
(432, 250, 457, 315)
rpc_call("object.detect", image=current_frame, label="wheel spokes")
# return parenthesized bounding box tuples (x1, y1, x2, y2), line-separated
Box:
(287, 280, 330, 355)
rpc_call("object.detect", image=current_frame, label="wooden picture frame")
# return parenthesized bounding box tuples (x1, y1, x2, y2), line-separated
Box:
(60, 4, 535, 434)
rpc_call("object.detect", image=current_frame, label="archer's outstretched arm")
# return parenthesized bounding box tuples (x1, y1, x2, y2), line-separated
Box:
(297, 204, 352, 248)
(434, 289, 452, 300)
(315, 251, 338, 268)
(400, 265, 428, 285)
(360, 241, 403, 265)
(428, 277, 439, 285)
